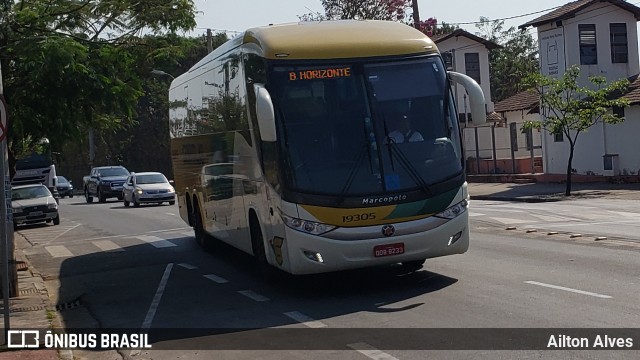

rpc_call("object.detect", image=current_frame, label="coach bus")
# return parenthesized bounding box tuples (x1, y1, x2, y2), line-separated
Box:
(168, 20, 486, 275)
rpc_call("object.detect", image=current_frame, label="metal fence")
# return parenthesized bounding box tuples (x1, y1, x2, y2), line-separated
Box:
(462, 122, 543, 174)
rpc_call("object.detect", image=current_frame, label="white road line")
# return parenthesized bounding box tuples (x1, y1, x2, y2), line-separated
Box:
(204, 274, 229, 283)
(142, 263, 174, 329)
(180, 231, 193, 238)
(136, 235, 177, 248)
(51, 224, 82, 242)
(70, 227, 192, 242)
(525, 281, 612, 299)
(238, 290, 269, 302)
(468, 213, 485, 217)
(283, 311, 327, 328)
(549, 220, 640, 227)
(528, 214, 576, 222)
(93, 240, 124, 252)
(165, 212, 176, 216)
(45, 246, 73, 258)
(347, 343, 399, 360)
(177, 263, 197, 270)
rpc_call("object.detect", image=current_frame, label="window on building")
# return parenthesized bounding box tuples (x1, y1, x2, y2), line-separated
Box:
(613, 106, 625, 117)
(442, 52, 454, 71)
(464, 53, 481, 84)
(610, 23, 628, 63)
(554, 132, 564, 142)
(579, 24, 598, 65)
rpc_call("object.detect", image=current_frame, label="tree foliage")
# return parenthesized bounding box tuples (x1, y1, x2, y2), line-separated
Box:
(0, 0, 197, 177)
(522, 65, 630, 196)
(475, 17, 538, 102)
(298, 0, 447, 36)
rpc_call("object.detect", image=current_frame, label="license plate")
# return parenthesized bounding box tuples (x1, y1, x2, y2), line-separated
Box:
(29, 211, 43, 216)
(374, 243, 405, 257)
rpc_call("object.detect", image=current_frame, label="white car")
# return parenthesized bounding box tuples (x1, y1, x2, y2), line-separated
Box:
(12, 184, 60, 230)
(122, 172, 176, 207)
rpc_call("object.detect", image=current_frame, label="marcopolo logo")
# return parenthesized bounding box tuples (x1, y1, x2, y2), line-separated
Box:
(361, 194, 407, 205)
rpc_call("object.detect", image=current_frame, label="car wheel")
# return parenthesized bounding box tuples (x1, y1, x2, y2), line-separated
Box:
(98, 189, 106, 203)
(70, 194, 74, 198)
(85, 188, 93, 203)
(124, 199, 130, 207)
(169, 200, 176, 206)
(53, 214, 60, 226)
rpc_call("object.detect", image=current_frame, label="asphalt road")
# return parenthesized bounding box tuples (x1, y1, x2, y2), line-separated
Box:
(16, 197, 640, 360)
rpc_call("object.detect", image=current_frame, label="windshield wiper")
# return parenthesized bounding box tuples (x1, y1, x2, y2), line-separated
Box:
(382, 118, 432, 196)
(337, 120, 375, 204)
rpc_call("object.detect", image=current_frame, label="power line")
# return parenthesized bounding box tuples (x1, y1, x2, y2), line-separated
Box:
(444, 5, 565, 26)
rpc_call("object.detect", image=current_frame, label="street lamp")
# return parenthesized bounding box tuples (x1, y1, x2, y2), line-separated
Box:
(151, 69, 175, 80)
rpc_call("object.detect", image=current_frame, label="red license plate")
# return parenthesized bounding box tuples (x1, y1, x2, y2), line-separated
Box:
(373, 243, 405, 257)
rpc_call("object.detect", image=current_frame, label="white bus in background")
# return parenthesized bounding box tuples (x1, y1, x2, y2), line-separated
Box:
(168, 20, 486, 275)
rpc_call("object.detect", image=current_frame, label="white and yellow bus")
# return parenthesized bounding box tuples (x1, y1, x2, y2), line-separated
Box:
(168, 20, 486, 275)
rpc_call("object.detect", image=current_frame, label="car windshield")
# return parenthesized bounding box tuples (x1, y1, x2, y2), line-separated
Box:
(99, 168, 129, 177)
(136, 174, 168, 184)
(12, 186, 51, 201)
(57, 176, 69, 184)
(268, 56, 462, 196)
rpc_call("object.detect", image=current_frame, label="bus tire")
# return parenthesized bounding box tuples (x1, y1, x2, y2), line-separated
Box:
(192, 200, 209, 250)
(249, 213, 279, 281)
(402, 259, 425, 273)
(85, 189, 93, 203)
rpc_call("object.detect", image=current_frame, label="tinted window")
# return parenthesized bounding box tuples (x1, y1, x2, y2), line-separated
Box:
(98, 168, 129, 177)
(136, 174, 168, 184)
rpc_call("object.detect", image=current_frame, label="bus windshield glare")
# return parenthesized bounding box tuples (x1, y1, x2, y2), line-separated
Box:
(268, 56, 463, 197)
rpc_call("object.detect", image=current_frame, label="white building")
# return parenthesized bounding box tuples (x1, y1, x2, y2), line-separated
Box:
(521, 0, 640, 176)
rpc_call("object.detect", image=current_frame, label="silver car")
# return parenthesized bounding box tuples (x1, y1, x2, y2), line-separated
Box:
(12, 184, 60, 229)
(122, 172, 176, 207)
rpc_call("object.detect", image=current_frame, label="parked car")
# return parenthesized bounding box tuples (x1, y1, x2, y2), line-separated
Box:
(12, 184, 60, 230)
(56, 176, 74, 198)
(122, 172, 176, 207)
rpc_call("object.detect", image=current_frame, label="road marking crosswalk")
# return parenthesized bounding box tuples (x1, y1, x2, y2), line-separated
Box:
(45, 246, 73, 258)
(93, 240, 125, 252)
(135, 235, 177, 248)
(283, 311, 327, 328)
(238, 290, 269, 302)
(204, 274, 229, 283)
(347, 343, 399, 360)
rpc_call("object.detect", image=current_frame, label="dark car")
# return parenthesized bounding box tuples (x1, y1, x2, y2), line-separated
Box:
(56, 176, 74, 198)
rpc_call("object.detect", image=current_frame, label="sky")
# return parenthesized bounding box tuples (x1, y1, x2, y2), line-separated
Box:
(191, 0, 578, 37)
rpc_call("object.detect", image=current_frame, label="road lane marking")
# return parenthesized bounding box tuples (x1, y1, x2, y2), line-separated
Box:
(178, 263, 197, 270)
(347, 343, 399, 360)
(70, 227, 192, 242)
(142, 263, 174, 329)
(51, 224, 82, 242)
(524, 281, 612, 299)
(45, 246, 73, 258)
(204, 274, 228, 283)
(528, 214, 576, 222)
(181, 231, 193, 238)
(136, 235, 177, 248)
(165, 212, 176, 216)
(238, 290, 269, 302)
(93, 240, 124, 252)
(283, 311, 327, 328)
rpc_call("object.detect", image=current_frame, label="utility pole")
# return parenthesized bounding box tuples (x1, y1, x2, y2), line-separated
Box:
(412, 0, 421, 29)
(207, 29, 213, 54)
(0, 60, 17, 340)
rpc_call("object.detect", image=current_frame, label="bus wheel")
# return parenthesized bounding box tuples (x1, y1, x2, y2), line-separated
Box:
(193, 202, 206, 248)
(85, 189, 93, 203)
(402, 259, 425, 273)
(249, 214, 279, 281)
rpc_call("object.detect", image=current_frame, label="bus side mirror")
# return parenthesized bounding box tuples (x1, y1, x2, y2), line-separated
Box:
(448, 72, 487, 125)
(254, 84, 277, 142)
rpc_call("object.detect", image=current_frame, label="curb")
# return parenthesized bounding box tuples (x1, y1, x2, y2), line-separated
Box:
(469, 195, 563, 203)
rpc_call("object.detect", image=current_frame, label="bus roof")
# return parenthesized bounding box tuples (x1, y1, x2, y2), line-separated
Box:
(174, 20, 439, 86)
(244, 20, 439, 60)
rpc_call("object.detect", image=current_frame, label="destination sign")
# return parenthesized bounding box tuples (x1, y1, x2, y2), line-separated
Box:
(289, 67, 351, 81)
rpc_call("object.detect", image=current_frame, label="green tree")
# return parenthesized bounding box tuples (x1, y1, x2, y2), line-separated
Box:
(0, 0, 197, 177)
(522, 66, 630, 196)
(475, 17, 538, 102)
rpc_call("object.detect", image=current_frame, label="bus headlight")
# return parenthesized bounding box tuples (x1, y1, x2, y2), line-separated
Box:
(434, 199, 468, 219)
(281, 214, 336, 235)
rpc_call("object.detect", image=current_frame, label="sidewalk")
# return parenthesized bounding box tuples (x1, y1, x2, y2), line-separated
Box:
(0, 233, 62, 360)
(468, 181, 640, 202)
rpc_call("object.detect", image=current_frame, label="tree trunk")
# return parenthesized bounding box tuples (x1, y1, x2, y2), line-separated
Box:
(565, 144, 574, 196)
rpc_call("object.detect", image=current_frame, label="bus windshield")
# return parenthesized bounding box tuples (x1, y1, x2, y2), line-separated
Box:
(268, 56, 462, 197)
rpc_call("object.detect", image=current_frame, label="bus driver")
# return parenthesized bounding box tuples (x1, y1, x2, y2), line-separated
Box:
(388, 114, 424, 143)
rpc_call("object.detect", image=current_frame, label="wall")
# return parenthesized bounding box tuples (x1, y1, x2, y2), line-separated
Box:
(437, 36, 494, 114)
